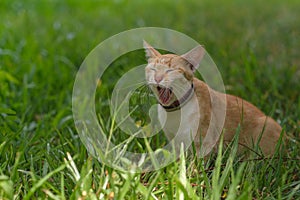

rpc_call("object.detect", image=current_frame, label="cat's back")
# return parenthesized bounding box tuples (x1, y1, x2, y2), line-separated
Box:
(193, 77, 265, 121)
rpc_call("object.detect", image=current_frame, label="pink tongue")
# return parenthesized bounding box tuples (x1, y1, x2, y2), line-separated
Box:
(159, 88, 171, 104)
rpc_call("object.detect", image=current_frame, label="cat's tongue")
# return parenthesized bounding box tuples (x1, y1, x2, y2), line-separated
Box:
(158, 87, 172, 104)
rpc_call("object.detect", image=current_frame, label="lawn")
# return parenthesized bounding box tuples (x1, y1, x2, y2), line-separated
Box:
(0, 0, 299, 199)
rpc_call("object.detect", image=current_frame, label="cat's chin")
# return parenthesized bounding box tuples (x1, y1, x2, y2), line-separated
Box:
(157, 86, 174, 105)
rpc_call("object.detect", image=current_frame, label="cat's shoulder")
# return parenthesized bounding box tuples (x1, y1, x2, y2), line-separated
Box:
(193, 78, 210, 92)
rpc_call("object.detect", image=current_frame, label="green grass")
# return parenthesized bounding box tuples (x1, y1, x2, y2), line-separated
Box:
(1, 0, 300, 199)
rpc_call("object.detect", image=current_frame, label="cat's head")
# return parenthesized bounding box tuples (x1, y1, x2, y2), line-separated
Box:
(144, 41, 205, 106)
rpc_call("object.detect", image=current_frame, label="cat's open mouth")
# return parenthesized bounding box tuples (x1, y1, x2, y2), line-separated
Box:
(157, 86, 173, 104)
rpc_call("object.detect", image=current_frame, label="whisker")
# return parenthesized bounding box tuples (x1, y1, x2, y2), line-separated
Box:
(120, 81, 147, 90)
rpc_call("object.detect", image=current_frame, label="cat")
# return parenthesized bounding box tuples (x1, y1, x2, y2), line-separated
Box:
(144, 40, 283, 157)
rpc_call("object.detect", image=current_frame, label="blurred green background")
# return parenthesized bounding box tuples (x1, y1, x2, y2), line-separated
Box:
(1, 0, 299, 134)
(0, 0, 299, 199)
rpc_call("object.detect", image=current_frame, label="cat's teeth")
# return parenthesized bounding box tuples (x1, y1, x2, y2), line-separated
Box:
(157, 86, 172, 104)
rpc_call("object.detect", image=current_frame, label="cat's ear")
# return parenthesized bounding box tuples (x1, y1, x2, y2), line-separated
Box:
(143, 40, 161, 62)
(181, 45, 205, 72)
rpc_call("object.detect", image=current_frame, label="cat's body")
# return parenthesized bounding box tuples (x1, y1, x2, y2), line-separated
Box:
(144, 41, 282, 156)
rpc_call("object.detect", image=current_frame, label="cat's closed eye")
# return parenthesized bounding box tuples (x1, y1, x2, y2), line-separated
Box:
(165, 69, 174, 73)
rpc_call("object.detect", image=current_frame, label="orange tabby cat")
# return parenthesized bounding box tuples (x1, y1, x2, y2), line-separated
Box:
(144, 41, 283, 156)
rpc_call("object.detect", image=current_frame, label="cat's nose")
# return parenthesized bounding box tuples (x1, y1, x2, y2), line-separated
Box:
(155, 75, 163, 83)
